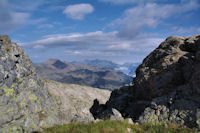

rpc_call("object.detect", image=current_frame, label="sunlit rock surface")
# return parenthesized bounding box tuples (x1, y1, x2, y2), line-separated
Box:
(0, 35, 59, 132)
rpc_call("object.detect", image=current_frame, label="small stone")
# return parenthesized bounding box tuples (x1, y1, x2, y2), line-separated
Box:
(135, 122, 139, 125)
(110, 108, 124, 121)
(127, 128, 131, 133)
(125, 118, 134, 124)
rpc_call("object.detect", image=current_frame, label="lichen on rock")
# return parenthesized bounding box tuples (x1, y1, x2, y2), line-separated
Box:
(0, 35, 59, 132)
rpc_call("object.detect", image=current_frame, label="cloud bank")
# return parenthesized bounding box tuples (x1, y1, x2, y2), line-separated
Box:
(21, 31, 163, 63)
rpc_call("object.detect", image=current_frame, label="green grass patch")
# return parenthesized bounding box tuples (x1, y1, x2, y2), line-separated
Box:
(42, 120, 198, 133)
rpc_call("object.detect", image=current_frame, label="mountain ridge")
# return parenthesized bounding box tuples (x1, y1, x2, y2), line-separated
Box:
(36, 59, 132, 90)
(71, 59, 140, 76)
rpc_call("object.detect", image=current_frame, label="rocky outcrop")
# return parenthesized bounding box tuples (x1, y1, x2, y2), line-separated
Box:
(91, 34, 200, 129)
(46, 80, 110, 124)
(0, 35, 111, 132)
(0, 35, 60, 132)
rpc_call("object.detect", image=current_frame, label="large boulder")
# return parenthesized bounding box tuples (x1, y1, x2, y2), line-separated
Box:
(0, 35, 59, 132)
(91, 34, 200, 129)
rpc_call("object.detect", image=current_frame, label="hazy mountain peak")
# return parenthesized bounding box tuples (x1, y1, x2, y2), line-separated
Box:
(52, 60, 68, 69)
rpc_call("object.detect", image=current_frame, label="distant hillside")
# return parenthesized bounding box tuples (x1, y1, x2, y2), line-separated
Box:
(46, 80, 110, 123)
(36, 59, 132, 90)
(116, 62, 140, 77)
(71, 59, 140, 77)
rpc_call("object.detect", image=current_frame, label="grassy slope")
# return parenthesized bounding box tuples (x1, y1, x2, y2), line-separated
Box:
(42, 120, 198, 133)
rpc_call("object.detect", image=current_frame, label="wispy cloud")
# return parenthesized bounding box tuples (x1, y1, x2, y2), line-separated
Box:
(99, 0, 176, 4)
(110, 0, 200, 38)
(63, 3, 94, 20)
(0, 0, 49, 33)
(9, 0, 45, 11)
(37, 24, 54, 29)
(9, 0, 66, 11)
(21, 31, 118, 48)
(21, 31, 163, 63)
(172, 26, 200, 34)
(107, 43, 131, 51)
(0, 0, 30, 33)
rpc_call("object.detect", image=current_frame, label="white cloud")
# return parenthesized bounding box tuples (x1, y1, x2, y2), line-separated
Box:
(111, 0, 200, 38)
(33, 45, 45, 49)
(99, 0, 197, 4)
(63, 3, 94, 20)
(9, 0, 45, 11)
(99, 0, 173, 4)
(108, 43, 131, 51)
(172, 26, 200, 34)
(29, 18, 48, 25)
(9, 0, 66, 11)
(99, 0, 143, 4)
(65, 50, 82, 55)
(38, 24, 54, 29)
(0, 0, 30, 33)
(21, 31, 118, 48)
(0, 1, 49, 33)
(22, 31, 164, 63)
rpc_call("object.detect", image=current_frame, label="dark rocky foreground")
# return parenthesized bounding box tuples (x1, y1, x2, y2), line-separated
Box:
(90, 34, 200, 129)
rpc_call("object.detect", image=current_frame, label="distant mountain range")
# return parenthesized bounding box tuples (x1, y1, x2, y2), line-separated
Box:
(71, 59, 140, 77)
(71, 59, 118, 70)
(36, 59, 134, 90)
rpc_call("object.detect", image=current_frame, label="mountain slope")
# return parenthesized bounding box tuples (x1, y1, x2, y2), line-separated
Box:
(72, 59, 139, 76)
(91, 34, 200, 129)
(36, 59, 132, 90)
(46, 80, 110, 123)
(79, 59, 118, 70)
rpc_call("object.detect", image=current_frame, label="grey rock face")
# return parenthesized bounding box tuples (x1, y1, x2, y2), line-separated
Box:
(91, 34, 200, 129)
(0, 35, 59, 132)
(0, 35, 112, 132)
(46, 80, 110, 124)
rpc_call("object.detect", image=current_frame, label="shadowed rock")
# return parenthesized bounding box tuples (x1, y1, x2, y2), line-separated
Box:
(91, 34, 200, 129)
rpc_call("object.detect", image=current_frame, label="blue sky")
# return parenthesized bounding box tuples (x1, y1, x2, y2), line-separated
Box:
(0, 0, 200, 64)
